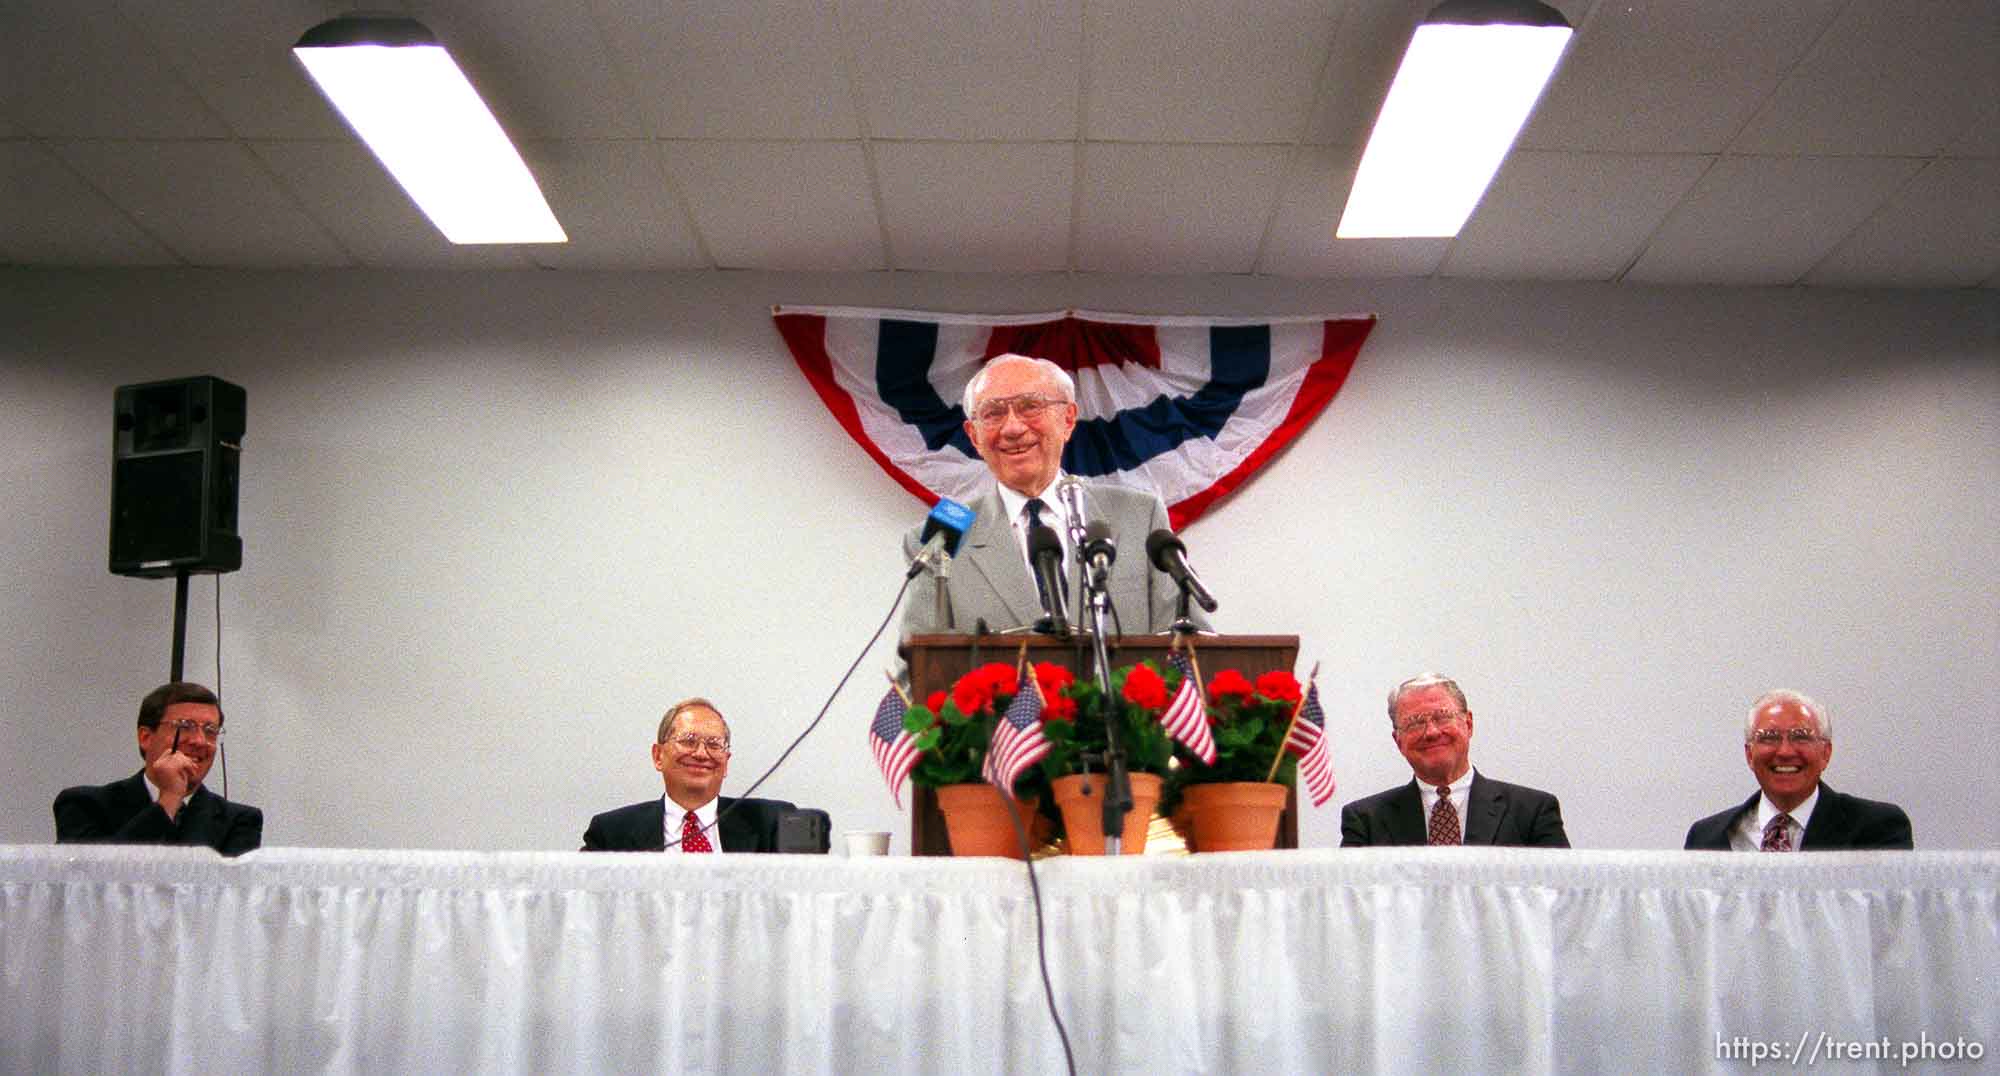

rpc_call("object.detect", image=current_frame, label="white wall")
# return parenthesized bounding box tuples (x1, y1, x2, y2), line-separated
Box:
(2, 268, 1994, 851)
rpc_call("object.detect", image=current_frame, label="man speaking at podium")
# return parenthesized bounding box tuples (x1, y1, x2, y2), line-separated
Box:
(900, 353, 1210, 639)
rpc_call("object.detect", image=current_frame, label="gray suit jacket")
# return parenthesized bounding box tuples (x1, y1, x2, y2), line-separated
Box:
(900, 482, 1210, 640)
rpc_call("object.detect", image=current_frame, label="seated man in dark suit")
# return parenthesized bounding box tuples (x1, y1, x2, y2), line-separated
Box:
(1341, 674, 1569, 848)
(582, 697, 794, 853)
(54, 681, 263, 856)
(1684, 689, 1912, 851)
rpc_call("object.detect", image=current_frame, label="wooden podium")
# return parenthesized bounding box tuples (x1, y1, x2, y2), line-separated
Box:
(902, 633, 1301, 856)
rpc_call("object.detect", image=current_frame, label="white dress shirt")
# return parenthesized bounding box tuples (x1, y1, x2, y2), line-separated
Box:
(1418, 768, 1475, 845)
(662, 797, 727, 854)
(1729, 786, 1820, 852)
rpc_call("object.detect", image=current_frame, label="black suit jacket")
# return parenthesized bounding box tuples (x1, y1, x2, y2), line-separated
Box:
(1340, 772, 1570, 848)
(1683, 783, 1913, 850)
(53, 771, 263, 857)
(580, 795, 795, 853)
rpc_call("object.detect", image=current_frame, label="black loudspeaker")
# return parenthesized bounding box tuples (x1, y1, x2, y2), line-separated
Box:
(109, 376, 245, 578)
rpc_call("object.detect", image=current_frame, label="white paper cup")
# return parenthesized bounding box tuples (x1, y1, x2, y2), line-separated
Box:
(843, 830, 891, 856)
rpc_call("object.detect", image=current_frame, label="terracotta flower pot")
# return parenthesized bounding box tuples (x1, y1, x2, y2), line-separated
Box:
(1051, 772, 1163, 855)
(934, 783, 1039, 858)
(1181, 781, 1287, 852)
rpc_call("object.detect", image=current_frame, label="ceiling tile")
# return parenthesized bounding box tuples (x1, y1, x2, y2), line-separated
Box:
(1443, 151, 1710, 281)
(249, 141, 534, 269)
(1077, 143, 1289, 273)
(114, 0, 350, 141)
(1260, 142, 1448, 278)
(1627, 156, 1922, 286)
(0, 142, 176, 265)
(1086, 0, 1338, 143)
(1522, 0, 1845, 155)
(520, 141, 708, 270)
(0, 0, 229, 138)
(55, 140, 352, 267)
(1806, 159, 2000, 289)
(874, 142, 1072, 272)
(1302, 0, 1426, 147)
(1731, 1, 2000, 156)
(843, 0, 1081, 140)
(420, 0, 647, 139)
(665, 141, 883, 269)
(1943, 101, 2000, 158)
(589, 0, 858, 139)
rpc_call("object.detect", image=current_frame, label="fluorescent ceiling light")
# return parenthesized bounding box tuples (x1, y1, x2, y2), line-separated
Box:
(293, 15, 566, 245)
(1336, 0, 1572, 239)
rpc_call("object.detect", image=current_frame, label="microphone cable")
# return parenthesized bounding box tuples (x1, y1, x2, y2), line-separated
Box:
(692, 564, 1081, 1076)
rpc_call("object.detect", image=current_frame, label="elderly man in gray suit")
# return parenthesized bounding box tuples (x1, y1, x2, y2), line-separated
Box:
(900, 353, 1209, 640)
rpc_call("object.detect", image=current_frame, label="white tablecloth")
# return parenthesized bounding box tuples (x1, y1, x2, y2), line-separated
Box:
(2, 845, 1993, 1073)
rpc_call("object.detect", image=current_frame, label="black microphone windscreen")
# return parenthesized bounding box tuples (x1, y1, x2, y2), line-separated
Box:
(1027, 520, 1064, 558)
(1146, 528, 1184, 571)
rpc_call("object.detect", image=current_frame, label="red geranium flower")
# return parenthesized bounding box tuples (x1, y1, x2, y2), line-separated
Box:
(925, 690, 947, 713)
(1207, 669, 1255, 703)
(1043, 694, 1078, 722)
(1121, 662, 1169, 710)
(952, 662, 1019, 714)
(1033, 661, 1075, 697)
(1254, 670, 1302, 704)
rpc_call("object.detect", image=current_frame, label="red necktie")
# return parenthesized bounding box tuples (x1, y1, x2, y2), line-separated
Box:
(1428, 786, 1461, 845)
(1761, 813, 1794, 852)
(681, 809, 713, 853)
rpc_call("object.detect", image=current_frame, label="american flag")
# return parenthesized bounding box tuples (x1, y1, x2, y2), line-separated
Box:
(870, 686, 920, 808)
(1284, 682, 1337, 807)
(981, 682, 1050, 798)
(1160, 649, 1217, 764)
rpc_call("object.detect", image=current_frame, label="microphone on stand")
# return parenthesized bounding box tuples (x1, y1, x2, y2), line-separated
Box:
(1026, 517, 1070, 635)
(1081, 519, 1116, 589)
(1146, 529, 1219, 613)
(906, 497, 975, 579)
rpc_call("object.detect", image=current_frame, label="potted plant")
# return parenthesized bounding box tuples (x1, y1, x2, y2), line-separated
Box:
(1037, 660, 1175, 855)
(1161, 667, 1304, 852)
(898, 661, 1047, 857)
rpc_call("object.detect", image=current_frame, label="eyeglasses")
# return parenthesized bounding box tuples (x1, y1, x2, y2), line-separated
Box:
(972, 393, 1067, 427)
(664, 733, 731, 755)
(1394, 710, 1466, 736)
(163, 718, 224, 741)
(1749, 728, 1825, 747)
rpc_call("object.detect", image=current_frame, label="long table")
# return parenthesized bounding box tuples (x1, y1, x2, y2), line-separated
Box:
(3, 845, 1993, 1073)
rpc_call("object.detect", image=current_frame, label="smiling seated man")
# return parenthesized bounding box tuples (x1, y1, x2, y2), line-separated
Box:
(581, 697, 794, 853)
(1340, 673, 1570, 848)
(54, 681, 263, 856)
(1684, 689, 1912, 851)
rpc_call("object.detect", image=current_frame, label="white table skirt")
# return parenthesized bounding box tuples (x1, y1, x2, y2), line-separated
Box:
(2, 845, 1993, 1074)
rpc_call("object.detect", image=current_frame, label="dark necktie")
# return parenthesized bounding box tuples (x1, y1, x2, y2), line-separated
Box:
(1428, 785, 1461, 845)
(1761, 813, 1794, 852)
(681, 809, 714, 853)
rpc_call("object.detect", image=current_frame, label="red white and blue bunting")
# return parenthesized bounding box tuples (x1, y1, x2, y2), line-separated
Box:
(773, 306, 1376, 528)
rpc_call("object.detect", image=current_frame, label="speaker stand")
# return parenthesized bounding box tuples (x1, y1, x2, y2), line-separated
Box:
(170, 569, 190, 682)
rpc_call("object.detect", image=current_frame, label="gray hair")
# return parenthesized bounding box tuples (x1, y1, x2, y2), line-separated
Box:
(961, 353, 1077, 415)
(1744, 689, 1831, 742)
(657, 697, 731, 745)
(1387, 673, 1469, 726)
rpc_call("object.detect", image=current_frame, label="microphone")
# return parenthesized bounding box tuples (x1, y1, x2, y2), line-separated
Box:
(906, 497, 976, 579)
(1146, 529, 1219, 613)
(1081, 519, 1116, 587)
(1026, 516, 1070, 634)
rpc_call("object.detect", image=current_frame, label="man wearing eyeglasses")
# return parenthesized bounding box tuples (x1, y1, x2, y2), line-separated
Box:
(581, 698, 796, 853)
(1340, 674, 1569, 848)
(900, 352, 1207, 641)
(1684, 690, 1912, 851)
(53, 681, 263, 856)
